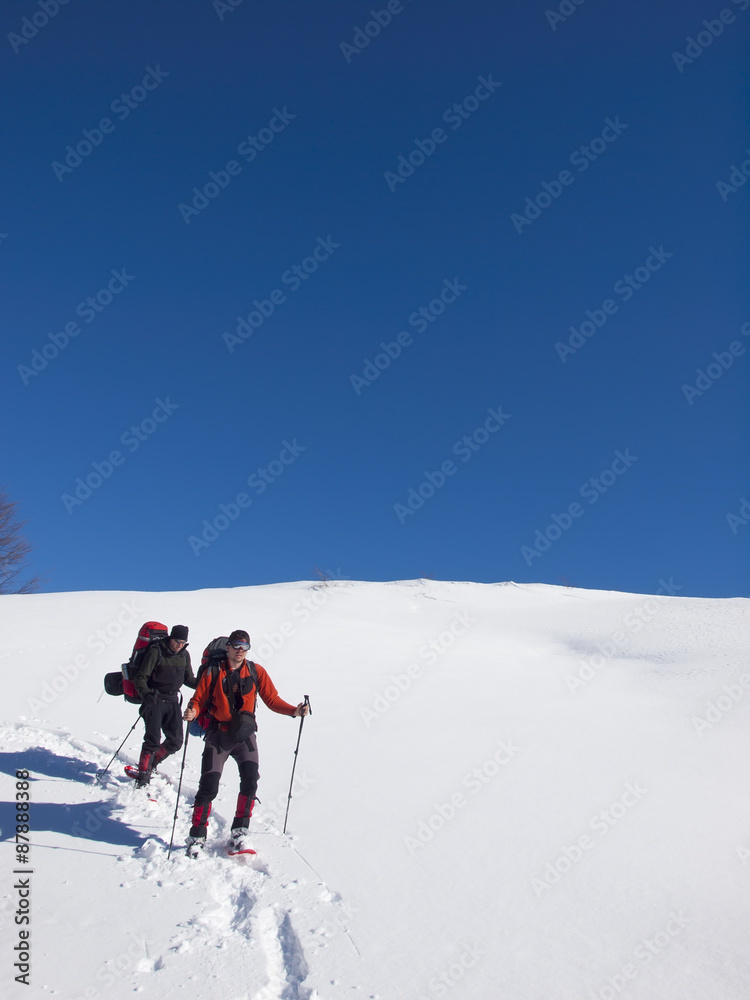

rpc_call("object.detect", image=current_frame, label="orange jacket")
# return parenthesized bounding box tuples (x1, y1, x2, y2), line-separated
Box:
(188, 659, 296, 723)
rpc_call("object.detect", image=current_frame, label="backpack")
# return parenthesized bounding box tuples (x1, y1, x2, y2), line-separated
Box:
(103, 621, 168, 704)
(189, 636, 257, 736)
(196, 636, 230, 686)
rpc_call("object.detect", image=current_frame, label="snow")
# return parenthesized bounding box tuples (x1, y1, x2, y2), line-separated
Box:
(2, 578, 749, 999)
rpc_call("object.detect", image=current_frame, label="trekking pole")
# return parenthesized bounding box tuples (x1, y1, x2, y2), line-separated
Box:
(96, 717, 140, 783)
(283, 695, 311, 835)
(168, 724, 190, 859)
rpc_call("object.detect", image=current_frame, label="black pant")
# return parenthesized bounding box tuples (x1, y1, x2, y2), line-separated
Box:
(190, 728, 259, 836)
(139, 699, 183, 769)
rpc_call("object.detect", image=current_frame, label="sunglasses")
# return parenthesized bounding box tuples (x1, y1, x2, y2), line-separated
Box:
(228, 641, 250, 650)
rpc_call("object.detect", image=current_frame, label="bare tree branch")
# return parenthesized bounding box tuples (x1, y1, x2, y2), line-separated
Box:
(0, 490, 40, 594)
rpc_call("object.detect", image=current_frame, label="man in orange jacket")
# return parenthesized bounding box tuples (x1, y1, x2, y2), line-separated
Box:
(182, 628, 309, 857)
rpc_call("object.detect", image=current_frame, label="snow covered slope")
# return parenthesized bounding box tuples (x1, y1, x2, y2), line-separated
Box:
(2, 579, 749, 999)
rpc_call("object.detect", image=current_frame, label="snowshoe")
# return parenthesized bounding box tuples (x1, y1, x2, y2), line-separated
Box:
(228, 829, 256, 856)
(186, 836, 206, 859)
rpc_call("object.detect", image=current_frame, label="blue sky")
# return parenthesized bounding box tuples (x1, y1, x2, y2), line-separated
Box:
(2, 0, 748, 598)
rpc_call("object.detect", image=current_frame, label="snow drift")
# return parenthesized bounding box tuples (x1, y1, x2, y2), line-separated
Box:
(1, 579, 749, 999)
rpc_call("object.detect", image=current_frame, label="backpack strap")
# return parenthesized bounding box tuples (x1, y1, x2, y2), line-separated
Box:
(134, 638, 165, 696)
(247, 660, 258, 693)
(207, 662, 222, 715)
(152, 638, 165, 669)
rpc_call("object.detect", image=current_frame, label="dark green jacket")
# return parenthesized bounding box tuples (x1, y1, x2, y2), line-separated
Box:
(134, 638, 197, 702)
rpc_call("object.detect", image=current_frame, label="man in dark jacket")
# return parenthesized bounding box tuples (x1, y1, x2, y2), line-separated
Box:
(134, 624, 197, 787)
(182, 628, 308, 856)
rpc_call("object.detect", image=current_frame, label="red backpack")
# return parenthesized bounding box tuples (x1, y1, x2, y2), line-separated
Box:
(104, 621, 168, 704)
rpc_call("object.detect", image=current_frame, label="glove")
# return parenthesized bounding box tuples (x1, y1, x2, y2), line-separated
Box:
(141, 692, 157, 707)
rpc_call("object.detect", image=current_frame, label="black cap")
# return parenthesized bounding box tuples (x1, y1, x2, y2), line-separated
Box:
(170, 625, 189, 641)
(227, 629, 250, 645)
